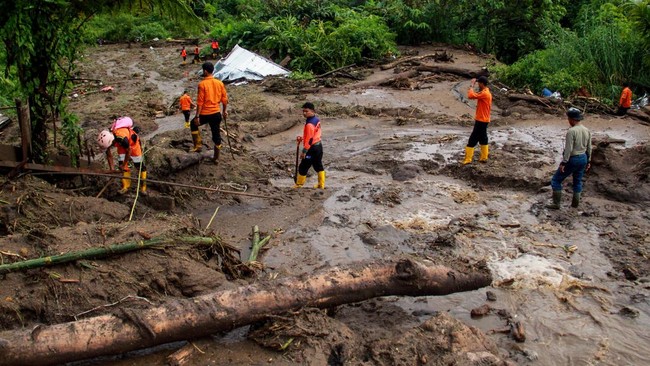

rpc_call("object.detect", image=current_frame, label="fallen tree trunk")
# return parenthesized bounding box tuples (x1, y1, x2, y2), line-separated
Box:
(380, 52, 454, 70)
(628, 109, 650, 123)
(507, 93, 559, 107)
(0, 258, 491, 366)
(416, 65, 489, 79)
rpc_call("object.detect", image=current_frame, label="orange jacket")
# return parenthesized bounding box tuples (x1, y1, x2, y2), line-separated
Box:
(468, 87, 492, 123)
(211, 41, 219, 49)
(181, 49, 187, 57)
(179, 94, 193, 111)
(197, 75, 228, 116)
(302, 116, 321, 152)
(112, 127, 142, 157)
(194, 47, 199, 55)
(620, 87, 632, 108)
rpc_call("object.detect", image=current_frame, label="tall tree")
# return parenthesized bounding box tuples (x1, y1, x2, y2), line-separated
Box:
(0, 0, 195, 163)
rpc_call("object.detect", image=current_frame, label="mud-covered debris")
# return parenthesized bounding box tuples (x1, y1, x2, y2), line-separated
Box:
(470, 304, 491, 318)
(486, 291, 497, 301)
(617, 306, 640, 318)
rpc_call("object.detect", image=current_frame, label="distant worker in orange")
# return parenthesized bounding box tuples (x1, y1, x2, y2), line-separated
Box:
(193, 45, 200, 64)
(211, 39, 219, 58)
(462, 75, 493, 164)
(617, 82, 632, 116)
(180, 46, 187, 64)
(179, 89, 196, 129)
(97, 117, 147, 195)
(294, 102, 325, 189)
(193, 62, 229, 162)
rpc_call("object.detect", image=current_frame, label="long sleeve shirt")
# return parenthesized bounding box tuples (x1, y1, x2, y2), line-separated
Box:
(562, 124, 592, 163)
(197, 75, 228, 116)
(302, 116, 321, 153)
(468, 87, 492, 123)
(619, 87, 632, 108)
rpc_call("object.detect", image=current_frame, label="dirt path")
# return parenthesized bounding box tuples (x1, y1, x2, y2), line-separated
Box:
(1, 43, 649, 366)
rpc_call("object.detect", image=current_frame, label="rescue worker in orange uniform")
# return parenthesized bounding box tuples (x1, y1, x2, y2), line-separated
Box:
(294, 102, 325, 189)
(180, 46, 187, 64)
(617, 82, 632, 116)
(179, 90, 196, 129)
(211, 40, 219, 59)
(193, 45, 200, 64)
(194, 62, 228, 162)
(97, 116, 147, 194)
(462, 75, 493, 164)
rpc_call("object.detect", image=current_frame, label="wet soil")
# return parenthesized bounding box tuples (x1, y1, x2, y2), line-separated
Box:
(0, 43, 649, 366)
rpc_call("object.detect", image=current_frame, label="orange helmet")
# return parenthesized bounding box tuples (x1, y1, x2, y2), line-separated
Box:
(97, 130, 114, 150)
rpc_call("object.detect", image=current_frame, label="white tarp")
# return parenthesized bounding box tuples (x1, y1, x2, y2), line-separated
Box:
(213, 44, 290, 82)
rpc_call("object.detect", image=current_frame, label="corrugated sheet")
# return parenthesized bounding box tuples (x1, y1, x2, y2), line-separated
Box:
(214, 45, 289, 82)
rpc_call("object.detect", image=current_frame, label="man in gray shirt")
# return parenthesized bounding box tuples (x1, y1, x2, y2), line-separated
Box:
(548, 107, 592, 209)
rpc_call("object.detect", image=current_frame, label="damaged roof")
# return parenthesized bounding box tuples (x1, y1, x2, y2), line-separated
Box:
(213, 44, 290, 82)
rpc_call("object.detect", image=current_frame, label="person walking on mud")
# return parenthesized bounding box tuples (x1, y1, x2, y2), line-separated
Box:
(179, 90, 196, 130)
(547, 108, 592, 209)
(617, 82, 632, 116)
(180, 46, 187, 64)
(193, 62, 228, 162)
(462, 75, 492, 164)
(97, 116, 147, 195)
(294, 102, 326, 189)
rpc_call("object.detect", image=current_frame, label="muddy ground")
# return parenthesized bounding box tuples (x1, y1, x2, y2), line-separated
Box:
(0, 43, 649, 365)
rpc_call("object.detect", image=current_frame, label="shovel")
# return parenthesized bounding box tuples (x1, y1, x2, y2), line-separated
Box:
(223, 113, 235, 160)
(294, 137, 301, 183)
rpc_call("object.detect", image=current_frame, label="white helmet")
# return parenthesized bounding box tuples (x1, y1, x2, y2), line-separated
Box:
(97, 130, 114, 150)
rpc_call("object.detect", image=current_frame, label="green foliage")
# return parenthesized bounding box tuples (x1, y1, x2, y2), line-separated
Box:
(289, 70, 315, 80)
(60, 111, 83, 167)
(84, 13, 198, 43)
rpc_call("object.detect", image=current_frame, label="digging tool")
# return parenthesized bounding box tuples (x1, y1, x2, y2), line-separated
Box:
(223, 113, 235, 159)
(294, 136, 301, 183)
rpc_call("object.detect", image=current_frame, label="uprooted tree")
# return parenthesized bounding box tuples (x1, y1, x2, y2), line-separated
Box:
(0, 258, 492, 366)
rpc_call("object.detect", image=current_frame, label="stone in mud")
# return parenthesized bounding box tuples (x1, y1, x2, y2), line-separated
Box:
(486, 290, 497, 301)
(623, 267, 639, 281)
(470, 304, 491, 318)
(618, 306, 640, 318)
(358, 225, 409, 247)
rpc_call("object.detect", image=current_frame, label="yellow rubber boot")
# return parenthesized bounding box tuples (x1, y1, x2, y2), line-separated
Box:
(293, 174, 307, 188)
(314, 171, 326, 189)
(190, 131, 202, 152)
(140, 171, 147, 194)
(479, 144, 489, 162)
(119, 171, 131, 194)
(462, 147, 474, 165)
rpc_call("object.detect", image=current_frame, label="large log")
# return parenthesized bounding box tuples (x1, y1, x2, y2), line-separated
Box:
(507, 93, 560, 107)
(0, 258, 491, 366)
(415, 65, 489, 79)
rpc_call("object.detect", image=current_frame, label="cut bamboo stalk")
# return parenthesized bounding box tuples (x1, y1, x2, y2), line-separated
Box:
(248, 235, 271, 262)
(0, 236, 219, 274)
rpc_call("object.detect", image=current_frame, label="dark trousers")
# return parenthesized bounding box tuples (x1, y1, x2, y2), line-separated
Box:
(182, 110, 190, 122)
(467, 120, 489, 147)
(298, 143, 324, 175)
(616, 106, 629, 116)
(191, 112, 222, 146)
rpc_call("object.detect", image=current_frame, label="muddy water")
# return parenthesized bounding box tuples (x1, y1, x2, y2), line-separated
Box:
(246, 114, 650, 365)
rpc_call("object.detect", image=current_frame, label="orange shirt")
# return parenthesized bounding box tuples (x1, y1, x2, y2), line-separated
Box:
(302, 116, 321, 151)
(179, 94, 192, 111)
(197, 75, 228, 116)
(181, 49, 187, 57)
(194, 47, 199, 55)
(468, 87, 492, 123)
(620, 87, 632, 108)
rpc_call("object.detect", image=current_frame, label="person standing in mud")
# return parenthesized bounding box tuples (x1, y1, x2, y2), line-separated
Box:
(211, 39, 219, 59)
(462, 75, 492, 164)
(180, 46, 187, 64)
(617, 82, 632, 116)
(194, 62, 228, 162)
(179, 90, 195, 129)
(193, 45, 200, 64)
(547, 108, 592, 209)
(294, 102, 326, 189)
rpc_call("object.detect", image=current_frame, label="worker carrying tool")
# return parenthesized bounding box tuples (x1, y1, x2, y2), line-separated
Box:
(462, 75, 492, 165)
(294, 102, 326, 189)
(547, 107, 592, 209)
(97, 116, 147, 195)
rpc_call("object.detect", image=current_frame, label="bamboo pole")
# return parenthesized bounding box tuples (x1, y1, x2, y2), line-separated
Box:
(0, 236, 219, 274)
(0, 258, 492, 366)
(248, 235, 271, 262)
(26, 171, 278, 200)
